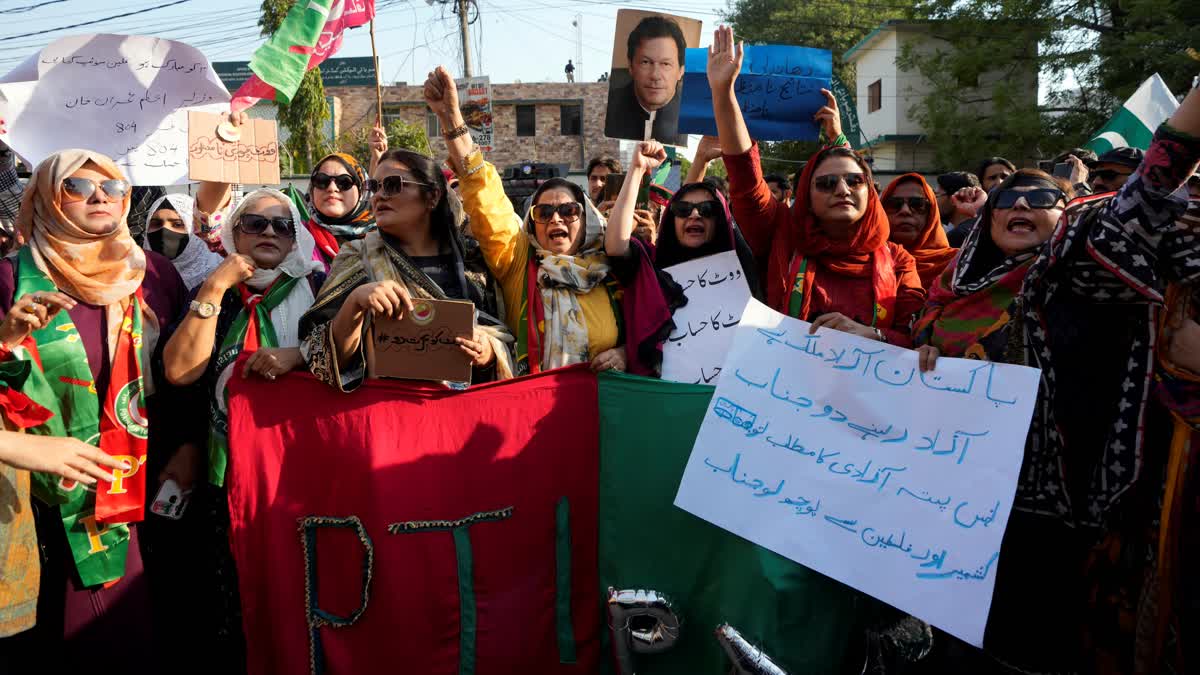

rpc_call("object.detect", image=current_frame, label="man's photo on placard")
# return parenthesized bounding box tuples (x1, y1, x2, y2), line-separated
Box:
(604, 10, 702, 147)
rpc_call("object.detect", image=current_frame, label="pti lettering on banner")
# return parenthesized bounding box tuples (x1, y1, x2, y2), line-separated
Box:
(0, 33, 230, 185)
(187, 111, 280, 185)
(673, 299, 1040, 646)
(369, 298, 474, 383)
(661, 251, 751, 386)
(678, 45, 832, 141)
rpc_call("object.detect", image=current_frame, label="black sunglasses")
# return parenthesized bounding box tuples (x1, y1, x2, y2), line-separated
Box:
(1090, 169, 1132, 183)
(311, 172, 357, 191)
(813, 173, 867, 193)
(992, 188, 1064, 210)
(669, 200, 721, 219)
(882, 196, 929, 214)
(531, 202, 583, 223)
(365, 175, 433, 197)
(61, 177, 130, 202)
(236, 214, 296, 238)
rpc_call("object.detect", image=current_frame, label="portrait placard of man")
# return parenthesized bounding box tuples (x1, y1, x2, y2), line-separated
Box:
(604, 10, 702, 147)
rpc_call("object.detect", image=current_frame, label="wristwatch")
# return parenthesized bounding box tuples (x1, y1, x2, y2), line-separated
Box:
(189, 300, 217, 318)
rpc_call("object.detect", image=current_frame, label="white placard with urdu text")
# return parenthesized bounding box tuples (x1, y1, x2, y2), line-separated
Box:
(674, 299, 1040, 646)
(661, 250, 751, 385)
(0, 33, 230, 185)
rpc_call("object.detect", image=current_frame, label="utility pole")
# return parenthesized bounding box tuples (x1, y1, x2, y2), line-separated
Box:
(457, 0, 475, 77)
(572, 13, 583, 81)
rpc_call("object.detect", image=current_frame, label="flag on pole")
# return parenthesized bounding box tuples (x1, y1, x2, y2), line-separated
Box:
(231, 0, 375, 113)
(1085, 73, 1179, 154)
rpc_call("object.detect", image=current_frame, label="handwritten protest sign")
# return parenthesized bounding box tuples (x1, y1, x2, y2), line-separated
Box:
(187, 111, 280, 185)
(661, 251, 751, 385)
(456, 76, 493, 152)
(674, 299, 1040, 646)
(679, 44, 832, 141)
(0, 33, 230, 185)
(369, 298, 474, 383)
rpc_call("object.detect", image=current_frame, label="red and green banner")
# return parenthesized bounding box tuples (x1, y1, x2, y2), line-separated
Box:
(231, 0, 375, 112)
(226, 366, 861, 674)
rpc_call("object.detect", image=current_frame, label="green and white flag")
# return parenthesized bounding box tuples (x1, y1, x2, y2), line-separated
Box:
(1085, 74, 1178, 153)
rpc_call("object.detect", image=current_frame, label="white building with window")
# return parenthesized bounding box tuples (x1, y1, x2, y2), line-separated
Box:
(844, 20, 1037, 180)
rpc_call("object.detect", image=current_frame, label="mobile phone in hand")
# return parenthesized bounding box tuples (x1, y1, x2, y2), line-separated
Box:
(1052, 162, 1073, 179)
(151, 479, 191, 520)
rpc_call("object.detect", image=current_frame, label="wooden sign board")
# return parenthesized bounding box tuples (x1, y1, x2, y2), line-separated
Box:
(187, 110, 281, 185)
(369, 298, 474, 383)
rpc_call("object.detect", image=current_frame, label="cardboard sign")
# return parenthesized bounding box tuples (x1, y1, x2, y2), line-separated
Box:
(674, 299, 1041, 647)
(0, 33, 230, 185)
(603, 9, 703, 146)
(370, 298, 474, 383)
(679, 44, 832, 141)
(187, 110, 280, 185)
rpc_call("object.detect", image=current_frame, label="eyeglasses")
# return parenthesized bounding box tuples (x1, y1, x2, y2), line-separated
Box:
(60, 177, 130, 202)
(813, 173, 867, 193)
(669, 200, 721, 219)
(1090, 169, 1131, 183)
(992, 188, 1064, 210)
(365, 175, 432, 197)
(311, 172, 357, 191)
(236, 214, 296, 238)
(882, 196, 930, 214)
(531, 202, 583, 223)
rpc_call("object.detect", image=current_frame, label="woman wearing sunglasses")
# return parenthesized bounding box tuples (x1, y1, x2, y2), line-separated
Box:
(604, 141, 763, 374)
(302, 152, 378, 271)
(0, 150, 193, 670)
(913, 84, 1200, 673)
(161, 188, 322, 669)
(423, 66, 630, 375)
(299, 145, 514, 390)
(708, 27, 925, 348)
(141, 193, 223, 292)
(879, 174, 957, 289)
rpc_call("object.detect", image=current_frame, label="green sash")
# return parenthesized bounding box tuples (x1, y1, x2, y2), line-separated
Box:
(208, 274, 301, 486)
(13, 247, 137, 587)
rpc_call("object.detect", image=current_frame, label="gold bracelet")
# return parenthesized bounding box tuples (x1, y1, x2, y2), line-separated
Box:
(443, 123, 470, 140)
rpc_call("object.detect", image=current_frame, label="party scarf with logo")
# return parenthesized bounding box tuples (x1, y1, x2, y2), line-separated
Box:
(207, 274, 301, 486)
(13, 247, 148, 586)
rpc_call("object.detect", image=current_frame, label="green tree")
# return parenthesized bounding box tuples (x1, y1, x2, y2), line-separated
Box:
(259, 0, 330, 174)
(723, 0, 924, 163)
(336, 118, 432, 160)
(901, 0, 1198, 170)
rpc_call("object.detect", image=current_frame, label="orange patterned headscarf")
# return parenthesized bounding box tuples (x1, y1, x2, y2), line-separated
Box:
(16, 150, 151, 352)
(881, 173, 957, 289)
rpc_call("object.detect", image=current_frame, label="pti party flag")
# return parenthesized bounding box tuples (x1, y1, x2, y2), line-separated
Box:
(225, 365, 601, 675)
(597, 372, 861, 673)
(231, 0, 375, 112)
(1085, 73, 1179, 154)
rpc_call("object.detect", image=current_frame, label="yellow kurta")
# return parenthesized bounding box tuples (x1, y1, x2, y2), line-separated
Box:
(458, 152, 617, 361)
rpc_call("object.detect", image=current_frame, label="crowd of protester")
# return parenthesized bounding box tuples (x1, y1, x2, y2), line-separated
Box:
(0, 22, 1196, 675)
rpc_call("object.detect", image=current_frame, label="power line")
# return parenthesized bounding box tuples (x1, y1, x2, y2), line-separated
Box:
(0, 0, 68, 14)
(0, 0, 193, 42)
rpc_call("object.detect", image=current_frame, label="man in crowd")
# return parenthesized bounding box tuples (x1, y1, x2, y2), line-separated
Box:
(586, 155, 622, 206)
(764, 173, 792, 205)
(935, 171, 980, 227)
(1089, 146, 1144, 193)
(604, 15, 688, 145)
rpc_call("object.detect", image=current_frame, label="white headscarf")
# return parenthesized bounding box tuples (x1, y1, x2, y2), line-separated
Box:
(141, 194, 222, 291)
(219, 188, 323, 349)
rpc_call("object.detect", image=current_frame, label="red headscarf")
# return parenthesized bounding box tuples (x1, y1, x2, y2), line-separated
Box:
(881, 173, 957, 289)
(767, 146, 893, 319)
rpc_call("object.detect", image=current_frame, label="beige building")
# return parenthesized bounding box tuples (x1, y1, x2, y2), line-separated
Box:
(328, 81, 620, 174)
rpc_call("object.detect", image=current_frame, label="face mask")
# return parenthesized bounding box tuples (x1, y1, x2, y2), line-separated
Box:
(148, 228, 189, 259)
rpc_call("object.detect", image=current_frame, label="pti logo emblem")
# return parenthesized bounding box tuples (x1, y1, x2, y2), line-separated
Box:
(114, 381, 149, 440)
(411, 299, 436, 326)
